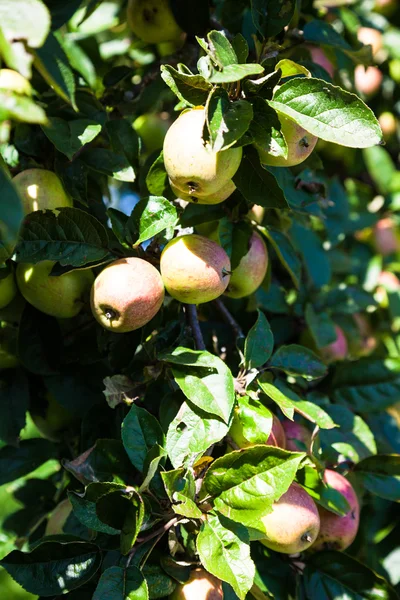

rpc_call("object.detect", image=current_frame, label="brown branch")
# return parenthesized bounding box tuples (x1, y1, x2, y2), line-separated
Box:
(185, 304, 206, 351)
(214, 298, 244, 339)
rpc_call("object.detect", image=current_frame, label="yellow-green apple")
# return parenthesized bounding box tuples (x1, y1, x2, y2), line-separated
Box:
(225, 231, 269, 299)
(0, 268, 17, 309)
(0, 69, 32, 94)
(12, 169, 72, 214)
(160, 234, 231, 304)
(169, 568, 223, 600)
(16, 261, 94, 318)
(389, 59, 400, 83)
(260, 482, 320, 553)
(255, 113, 318, 167)
(127, 0, 183, 43)
(373, 217, 400, 255)
(163, 107, 242, 198)
(354, 65, 383, 97)
(170, 179, 236, 205)
(91, 257, 164, 332)
(282, 420, 312, 452)
(45, 499, 73, 535)
(133, 112, 170, 155)
(30, 393, 75, 442)
(311, 470, 360, 552)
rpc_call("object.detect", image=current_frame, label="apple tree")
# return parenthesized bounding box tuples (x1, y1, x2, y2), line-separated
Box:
(0, 0, 400, 599)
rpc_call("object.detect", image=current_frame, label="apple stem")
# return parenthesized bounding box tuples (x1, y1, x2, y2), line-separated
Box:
(214, 298, 244, 339)
(185, 304, 206, 351)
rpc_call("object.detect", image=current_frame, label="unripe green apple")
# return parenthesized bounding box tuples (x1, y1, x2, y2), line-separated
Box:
(225, 231, 268, 299)
(30, 393, 75, 442)
(16, 261, 94, 319)
(133, 113, 170, 155)
(45, 499, 73, 535)
(13, 169, 72, 215)
(311, 470, 360, 552)
(127, 0, 183, 44)
(282, 420, 312, 453)
(91, 257, 165, 333)
(354, 65, 383, 97)
(373, 217, 400, 255)
(255, 113, 318, 167)
(357, 27, 383, 57)
(170, 179, 236, 205)
(160, 234, 231, 304)
(389, 59, 400, 84)
(0, 69, 32, 95)
(169, 568, 223, 600)
(229, 409, 286, 448)
(164, 107, 243, 198)
(0, 268, 17, 309)
(260, 482, 320, 554)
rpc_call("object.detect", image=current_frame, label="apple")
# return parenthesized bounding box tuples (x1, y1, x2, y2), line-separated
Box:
(30, 392, 75, 442)
(308, 46, 334, 77)
(91, 257, 165, 333)
(374, 0, 397, 15)
(389, 59, 400, 84)
(12, 169, 72, 215)
(127, 0, 183, 44)
(0, 292, 26, 325)
(260, 482, 320, 554)
(375, 270, 400, 308)
(133, 112, 170, 156)
(0, 325, 19, 369)
(357, 27, 383, 57)
(351, 313, 377, 357)
(255, 113, 318, 167)
(311, 470, 360, 552)
(0, 69, 32, 95)
(160, 234, 231, 304)
(378, 112, 397, 140)
(0, 268, 17, 309)
(229, 409, 286, 449)
(248, 204, 265, 225)
(45, 499, 73, 536)
(170, 179, 236, 205)
(320, 325, 348, 363)
(163, 107, 243, 198)
(225, 231, 269, 299)
(282, 420, 312, 453)
(373, 218, 400, 255)
(354, 65, 383, 97)
(170, 568, 223, 600)
(16, 261, 94, 319)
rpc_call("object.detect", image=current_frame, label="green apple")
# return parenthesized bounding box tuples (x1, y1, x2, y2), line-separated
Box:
(225, 231, 268, 299)
(160, 234, 231, 304)
(354, 65, 383, 98)
(229, 406, 286, 449)
(169, 568, 223, 600)
(16, 261, 94, 319)
(255, 113, 318, 167)
(133, 113, 170, 155)
(310, 470, 360, 552)
(12, 169, 72, 215)
(91, 257, 165, 333)
(30, 392, 75, 442)
(164, 107, 243, 198)
(127, 0, 183, 44)
(389, 59, 400, 84)
(45, 499, 73, 535)
(0, 268, 17, 309)
(0, 69, 32, 95)
(170, 178, 236, 205)
(260, 482, 320, 554)
(0, 292, 25, 325)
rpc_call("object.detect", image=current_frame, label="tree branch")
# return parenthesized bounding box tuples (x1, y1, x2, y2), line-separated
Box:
(185, 304, 206, 351)
(214, 298, 245, 339)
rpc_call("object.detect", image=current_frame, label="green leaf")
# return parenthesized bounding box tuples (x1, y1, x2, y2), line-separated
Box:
(146, 151, 169, 196)
(305, 304, 337, 349)
(105, 119, 140, 168)
(205, 88, 253, 152)
(290, 221, 331, 289)
(363, 146, 399, 196)
(139, 443, 167, 494)
(0, 438, 56, 485)
(0, 540, 101, 596)
(14, 207, 111, 267)
(96, 488, 144, 554)
(0, 90, 47, 124)
(297, 466, 350, 516)
(270, 345, 328, 381)
(303, 20, 373, 65)
(270, 78, 382, 148)
(161, 65, 212, 107)
(127, 196, 177, 247)
(166, 401, 229, 469)
(233, 148, 288, 209)
(143, 564, 177, 599)
(197, 513, 255, 599)
(275, 59, 311, 79)
(68, 483, 122, 535)
(248, 98, 287, 160)
(303, 551, 398, 600)
(93, 566, 148, 600)
(259, 227, 301, 289)
(208, 63, 264, 84)
(251, 0, 296, 37)
(207, 30, 238, 67)
(81, 147, 135, 182)
(121, 405, 165, 473)
(161, 347, 235, 423)
(332, 358, 400, 412)
(355, 455, 400, 502)
(42, 117, 101, 160)
(34, 32, 77, 109)
(0, 164, 24, 255)
(204, 446, 304, 534)
(161, 468, 203, 518)
(244, 310, 274, 369)
(232, 396, 273, 445)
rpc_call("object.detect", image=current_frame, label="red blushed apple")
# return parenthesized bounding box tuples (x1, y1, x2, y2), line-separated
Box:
(357, 27, 383, 57)
(282, 420, 312, 452)
(225, 231, 269, 299)
(354, 65, 383, 97)
(169, 568, 223, 600)
(373, 218, 400, 255)
(320, 325, 348, 363)
(308, 46, 335, 77)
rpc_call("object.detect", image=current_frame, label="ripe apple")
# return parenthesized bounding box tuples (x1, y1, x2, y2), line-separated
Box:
(170, 568, 223, 600)
(16, 261, 94, 319)
(308, 46, 334, 77)
(378, 112, 397, 140)
(373, 217, 400, 255)
(354, 65, 383, 97)
(127, 0, 183, 44)
(255, 113, 318, 167)
(357, 27, 383, 57)
(163, 107, 243, 198)
(0, 268, 17, 309)
(170, 179, 236, 205)
(320, 325, 348, 363)
(282, 420, 312, 453)
(45, 499, 73, 536)
(12, 169, 72, 215)
(260, 482, 320, 554)
(0, 69, 32, 95)
(229, 409, 286, 449)
(225, 231, 269, 299)
(91, 257, 164, 333)
(160, 234, 231, 304)
(30, 392, 75, 442)
(133, 112, 170, 156)
(311, 470, 360, 552)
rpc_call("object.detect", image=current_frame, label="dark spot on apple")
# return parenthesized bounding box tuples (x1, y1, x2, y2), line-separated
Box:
(300, 136, 310, 148)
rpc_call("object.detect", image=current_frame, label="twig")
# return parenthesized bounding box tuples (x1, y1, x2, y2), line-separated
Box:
(126, 516, 179, 567)
(185, 304, 206, 351)
(214, 298, 244, 339)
